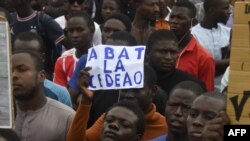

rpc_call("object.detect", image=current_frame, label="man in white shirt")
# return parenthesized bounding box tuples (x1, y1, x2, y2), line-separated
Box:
(191, 0, 231, 91)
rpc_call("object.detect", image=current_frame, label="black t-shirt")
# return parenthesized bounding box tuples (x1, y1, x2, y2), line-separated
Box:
(153, 69, 206, 114)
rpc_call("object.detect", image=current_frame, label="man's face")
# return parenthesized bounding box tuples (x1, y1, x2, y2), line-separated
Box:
(169, 6, 192, 38)
(148, 40, 178, 73)
(66, 16, 93, 52)
(213, 0, 230, 24)
(137, 0, 160, 21)
(186, 95, 225, 141)
(101, 0, 120, 20)
(102, 19, 127, 44)
(165, 89, 197, 134)
(68, 0, 89, 13)
(101, 107, 138, 141)
(12, 53, 44, 101)
(119, 84, 154, 113)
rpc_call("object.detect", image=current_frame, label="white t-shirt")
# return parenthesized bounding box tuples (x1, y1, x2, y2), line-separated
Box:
(191, 23, 231, 60)
(191, 23, 231, 91)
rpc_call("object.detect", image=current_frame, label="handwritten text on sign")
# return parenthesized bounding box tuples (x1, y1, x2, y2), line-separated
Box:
(86, 45, 146, 90)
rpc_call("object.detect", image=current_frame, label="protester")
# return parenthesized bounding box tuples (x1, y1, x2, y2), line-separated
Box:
(54, 12, 95, 87)
(101, 13, 132, 43)
(67, 64, 168, 141)
(13, 31, 73, 107)
(94, 0, 121, 24)
(55, 0, 102, 46)
(7, 0, 70, 80)
(191, 0, 231, 92)
(12, 50, 75, 141)
(131, 0, 159, 45)
(187, 92, 229, 141)
(169, 0, 215, 91)
(150, 81, 205, 141)
(146, 29, 207, 109)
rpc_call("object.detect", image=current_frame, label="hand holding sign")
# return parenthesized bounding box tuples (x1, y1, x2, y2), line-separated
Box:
(78, 67, 94, 104)
(86, 45, 146, 90)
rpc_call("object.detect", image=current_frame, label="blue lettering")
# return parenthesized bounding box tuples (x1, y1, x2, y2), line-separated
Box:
(88, 48, 97, 61)
(134, 71, 142, 84)
(105, 47, 114, 59)
(104, 60, 112, 73)
(114, 60, 125, 72)
(97, 74, 103, 87)
(89, 75, 96, 88)
(118, 48, 129, 59)
(123, 72, 132, 86)
(105, 74, 113, 87)
(135, 47, 145, 59)
(115, 74, 121, 87)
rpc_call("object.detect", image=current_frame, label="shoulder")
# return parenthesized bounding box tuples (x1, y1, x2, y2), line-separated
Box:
(218, 23, 231, 31)
(47, 98, 75, 115)
(61, 48, 76, 57)
(191, 23, 202, 32)
(44, 79, 70, 96)
(218, 23, 231, 34)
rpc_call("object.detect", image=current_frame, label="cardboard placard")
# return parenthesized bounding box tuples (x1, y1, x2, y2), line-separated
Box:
(0, 16, 13, 128)
(227, 1, 250, 124)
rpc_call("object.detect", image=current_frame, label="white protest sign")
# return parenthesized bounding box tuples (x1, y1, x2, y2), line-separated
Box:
(86, 45, 146, 90)
(0, 18, 13, 128)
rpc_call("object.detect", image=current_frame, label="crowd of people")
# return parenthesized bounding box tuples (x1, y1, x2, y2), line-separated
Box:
(0, 0, 239, 141)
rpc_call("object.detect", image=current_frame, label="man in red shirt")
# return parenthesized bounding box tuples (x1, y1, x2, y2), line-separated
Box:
(169, 0, 215, 91)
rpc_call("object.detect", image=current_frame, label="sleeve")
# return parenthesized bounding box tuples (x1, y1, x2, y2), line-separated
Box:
(58, 87, 73, 108)
(68, 55, 88, 92)
(86, 114, 104, 141)
(53, 58, 68, 87)
(67, 104, 91, 141)
(199, 56, 215, 91)
(43, 14, 65, 45)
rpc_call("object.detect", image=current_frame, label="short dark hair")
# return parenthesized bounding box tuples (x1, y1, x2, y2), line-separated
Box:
(201, 91, 227, 109)
(146, 29, 178, 54)
(0, 129, 21, 141)
(107, 31, 137, 46)
(204, 0, 216, 13)
(174, 0, 196, 18)
(13, 50, 44, 71)
(169, 81, 206, 99)
(105, 13, 132, 32)
(67, 12, 95, 34)
(14, 31, 45, 52)
(101, 0, 121, 9)
(105, 100, 146, 137)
